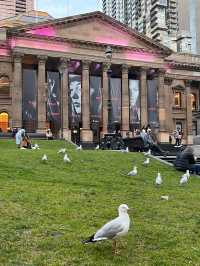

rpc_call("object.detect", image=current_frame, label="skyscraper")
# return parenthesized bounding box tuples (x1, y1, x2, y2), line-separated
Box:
(0, 0, 34, 20)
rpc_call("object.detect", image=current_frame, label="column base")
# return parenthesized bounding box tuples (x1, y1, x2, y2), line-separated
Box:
(63, 129, 71, 141)
(80, 129, 93, 142)
(158, 132, 169, 143)
(187, 135, 193, 145)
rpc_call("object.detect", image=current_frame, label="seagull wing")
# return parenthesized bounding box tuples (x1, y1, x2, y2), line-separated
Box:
(94, 217, 124, 241)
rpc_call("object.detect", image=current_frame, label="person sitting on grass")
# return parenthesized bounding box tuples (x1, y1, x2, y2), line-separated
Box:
(21, 133, 32, 149)
(174, 146, 200, 175)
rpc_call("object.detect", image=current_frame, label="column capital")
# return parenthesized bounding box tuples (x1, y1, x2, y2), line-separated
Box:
(140, 66, 148, 72)
(60, 57, 70, 66)
(38, 55, 48, 61)
(164, 77, 173, 85)
(103, 62, 111, 72)
(82, 60, 91, 70)
(122, 64, 129, 74)
(13, 52, 24, 63)
(185, 80, 192, 87)
(158, 68, 166, 76)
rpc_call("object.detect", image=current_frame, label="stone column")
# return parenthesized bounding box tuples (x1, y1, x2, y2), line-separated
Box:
(164, 77, 173, 135)
(185, 80, 193, 144)
(121, 64, 129, 137)
(102, 63, 110, 136)
(13, 53, 23, 128)
(81, 60, 93, 142)
(158, 69, 169, 142)
(140, 67, 148, 128)
(37, 55, 47, 133)
(59, 57, 71, 140)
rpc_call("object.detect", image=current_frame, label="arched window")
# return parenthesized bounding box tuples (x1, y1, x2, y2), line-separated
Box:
(191, 93, 197, 111)
(0, 112, 9, 132)
(0, 76, 10, 96)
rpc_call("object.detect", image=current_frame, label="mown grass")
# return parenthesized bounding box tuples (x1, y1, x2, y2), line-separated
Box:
(0, 139, 200, 266)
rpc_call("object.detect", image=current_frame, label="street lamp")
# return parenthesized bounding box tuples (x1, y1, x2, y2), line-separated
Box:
(58, 63, 66, 139)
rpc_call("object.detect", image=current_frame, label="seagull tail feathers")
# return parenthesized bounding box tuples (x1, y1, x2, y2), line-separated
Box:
(81, 234, 95, 244)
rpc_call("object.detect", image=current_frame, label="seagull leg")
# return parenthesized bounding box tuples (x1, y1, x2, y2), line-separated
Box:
(112, 240, 120, 255)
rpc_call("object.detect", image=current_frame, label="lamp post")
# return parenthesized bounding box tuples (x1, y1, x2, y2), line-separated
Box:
(105, 46, 112, 132)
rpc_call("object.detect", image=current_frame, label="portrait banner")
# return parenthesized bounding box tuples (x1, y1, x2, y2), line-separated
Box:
(47, 71, 61, 130)
(109, 78, 122, 127)
(22, 68, 37, 132)
(69, 74, 82, 128)
(90, 76, 102, 123)
(147, 79, 158, 124)
(129, 79, 140, 127)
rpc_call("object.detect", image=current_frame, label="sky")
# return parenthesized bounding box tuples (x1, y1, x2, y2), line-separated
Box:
(37, 0, 101, 18)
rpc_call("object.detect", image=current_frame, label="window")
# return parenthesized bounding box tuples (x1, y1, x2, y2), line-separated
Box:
(191, 93, 197, 111)
(0, 76, 10, 96)
(0, 112, 8, 132)
(192, 121, 197, 136)
(174, 92, 181, 107)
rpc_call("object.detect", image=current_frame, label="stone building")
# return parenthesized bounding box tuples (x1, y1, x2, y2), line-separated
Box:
(0, 11, 200, 144)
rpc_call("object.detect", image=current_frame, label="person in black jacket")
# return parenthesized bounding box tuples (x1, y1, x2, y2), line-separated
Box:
(174, 146, 200, 174)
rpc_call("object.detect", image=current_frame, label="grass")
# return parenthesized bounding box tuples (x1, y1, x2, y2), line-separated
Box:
(0, 139, 200, 266)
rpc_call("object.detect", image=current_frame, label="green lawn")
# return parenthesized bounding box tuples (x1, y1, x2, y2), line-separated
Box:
(0, 140, 200, 266)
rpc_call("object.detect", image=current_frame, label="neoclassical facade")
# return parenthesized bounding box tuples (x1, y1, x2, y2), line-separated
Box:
(0, 11, 200, 144)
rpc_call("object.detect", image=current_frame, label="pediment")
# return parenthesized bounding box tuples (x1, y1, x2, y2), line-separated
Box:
(13, 12, 171, 56)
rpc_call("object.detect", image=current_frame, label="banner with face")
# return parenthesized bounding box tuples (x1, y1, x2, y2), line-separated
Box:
(129, 79, 140, 128)
(90, 76, 102, 123)
(22, 68, 37, 132)
(47, 71, 61, 130)
(147, 79, 158, 124)
(109, 78, 122, 129)
(69, 74, 82, 128)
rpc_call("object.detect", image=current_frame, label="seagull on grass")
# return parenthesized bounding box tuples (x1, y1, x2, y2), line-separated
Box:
(95, 145, 100, 150)
(144, 149, 151, 156)
(57, 148, 66, 154)
(63, 153, 71, 163)
(32, 143, 40, 150)
(76, 145, 82, 151)
(82, 204, 130, 254)
(180, 170, 190, 185)
(121, 147, 129, 153)
(143, 158, 150, 166)
(127, 166, 137, 176)
(42, 154, 48, 162)
(155, 172, 162, 185)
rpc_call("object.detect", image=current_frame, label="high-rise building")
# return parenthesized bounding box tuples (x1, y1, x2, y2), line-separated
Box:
(0, 0, 34, 20)
(102, 0, 178, 50)
(178, 0, 200, 54)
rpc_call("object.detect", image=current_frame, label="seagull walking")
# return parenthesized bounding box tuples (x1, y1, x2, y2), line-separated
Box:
(82, 204, 130, 254)
(127, 166, 137, 176)
(143, 158, 150, 166)
(63, 153, 71, 163)
(144, 149, 151, 156)
(57, 148, 66, 154)
(180, 170, 190, 185)
(155, 172, 162, 185)
(161, 195, 169, 200)
(42, 154, 48, 162)
(76, 145, 82, 151)
(95, 145, 100, 150)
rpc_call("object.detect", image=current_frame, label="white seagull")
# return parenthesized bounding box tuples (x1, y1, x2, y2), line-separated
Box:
(180, 170, 190, 185)
(161, 195, 169, 200)
(155, 172, 162, 185)
(95, 145, 100, 150)
(57, 148, 66, 154)
(63, 153, 71, 163)
(82, 204, 130, 254)
(32, 143, 40, 150)
(42, 154, 48, 162)
(121, 147, 129, 153)
(143, 158, 150, 165)
(127, 166, 137, 176)
(76, 145, 82, 151)
(144, 149, 151, 156)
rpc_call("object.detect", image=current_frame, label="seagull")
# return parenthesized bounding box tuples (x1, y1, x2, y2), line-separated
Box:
(144, 149, 151, 156)
(82, 204, 130, 254)
(180, 170, 190, 185)
(42, 154, 48, 162)
(63, 153, 71, 163)
(95, 145, 100, 150)
(76, 145, 82, 151)
(34, 143, 40, 149)
(155, 172, 162, 185)
(121, 147, 129, 153)
(161, 195, 169, 200)
(127, 166, 137, 176)
(57, 148, 66, 154)
(143, 158, 150, 165)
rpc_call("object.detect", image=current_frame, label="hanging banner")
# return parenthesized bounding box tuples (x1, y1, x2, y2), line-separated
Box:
(90, 76, 102, 123)
(129, 79, 140, 128)
(69, 74, 82, 128)
(22, 68, 37, 132)
(47, 71, 61, 130)
(109, 78, 122, 127)
(147, 79, 158, 124)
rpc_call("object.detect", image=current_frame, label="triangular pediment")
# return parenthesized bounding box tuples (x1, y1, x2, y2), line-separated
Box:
(11, 11, 171, 55)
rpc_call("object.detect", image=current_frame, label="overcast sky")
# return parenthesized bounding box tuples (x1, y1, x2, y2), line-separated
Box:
(37, 0, 101, 18)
